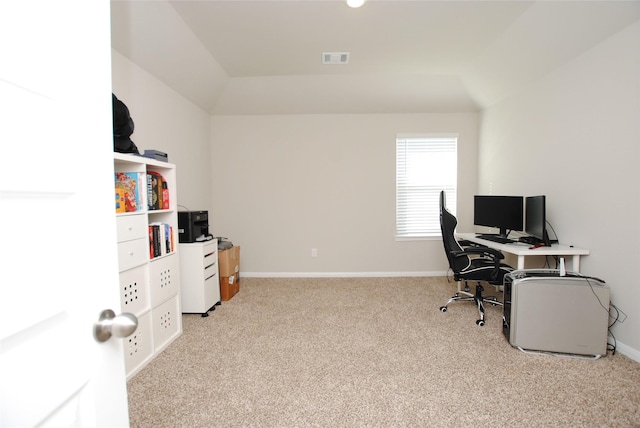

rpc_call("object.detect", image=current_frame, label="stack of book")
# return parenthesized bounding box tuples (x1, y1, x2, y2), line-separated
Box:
(115, 171, 171, 213)
(149, 222, 175, 259)
(147, 171, 169, 211)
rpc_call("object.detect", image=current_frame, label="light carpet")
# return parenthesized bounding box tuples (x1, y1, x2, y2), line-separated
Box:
(127, 277, 640, 427)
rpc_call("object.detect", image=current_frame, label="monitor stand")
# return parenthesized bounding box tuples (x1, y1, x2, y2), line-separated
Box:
(476, 228, 510, 239)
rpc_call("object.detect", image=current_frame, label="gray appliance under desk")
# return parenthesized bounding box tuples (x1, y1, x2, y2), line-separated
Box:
(503, 270, 610, 358)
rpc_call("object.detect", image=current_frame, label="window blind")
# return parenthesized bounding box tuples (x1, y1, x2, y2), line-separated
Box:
(396, 135, 458, 237)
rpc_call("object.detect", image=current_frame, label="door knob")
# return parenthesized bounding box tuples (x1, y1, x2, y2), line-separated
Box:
(93, 309, 138, 343)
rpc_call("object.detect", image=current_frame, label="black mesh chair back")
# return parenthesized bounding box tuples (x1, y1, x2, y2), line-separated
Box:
(440, 191, 472, 277)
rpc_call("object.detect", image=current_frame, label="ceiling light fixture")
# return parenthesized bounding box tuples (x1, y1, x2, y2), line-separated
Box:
(347, 0, 365, 8)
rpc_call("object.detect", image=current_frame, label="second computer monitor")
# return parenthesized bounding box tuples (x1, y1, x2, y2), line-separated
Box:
(525, 195, 551, 246)
(474, 195, 524, 238)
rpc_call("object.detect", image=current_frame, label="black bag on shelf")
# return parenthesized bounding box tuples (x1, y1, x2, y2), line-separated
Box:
(112, 93, 140, 154)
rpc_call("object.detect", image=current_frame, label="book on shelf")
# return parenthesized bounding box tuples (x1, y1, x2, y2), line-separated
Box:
(115, 188, 125, 213)
(147, 171, 169, 211)
(148, 225, 155, 259)
(170, 225, 175, 254)
(149, 224, 162, 259)
(164, 223, 171, 254)
(149, 222, 175, 259)
(115, 172, 141, 213)
(162, 180, 170, 210)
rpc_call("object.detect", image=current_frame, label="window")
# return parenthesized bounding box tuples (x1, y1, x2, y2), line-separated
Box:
(396, 134, 458, 238)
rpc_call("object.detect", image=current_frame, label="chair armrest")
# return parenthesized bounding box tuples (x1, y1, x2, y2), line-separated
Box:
(452, 247, 505, 260)
(452, 247, 507, 282)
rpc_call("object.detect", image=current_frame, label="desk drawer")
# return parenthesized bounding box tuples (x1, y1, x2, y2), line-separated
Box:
(202, 242, 218, 258)
(203, 249, 218, 281)
(203, 272, 220, 305)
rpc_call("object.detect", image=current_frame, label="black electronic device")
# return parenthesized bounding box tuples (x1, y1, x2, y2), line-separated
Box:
(518, 235, 540, 245)
(178, 211, 212, 243)
(473, 195, 524, 238)
(477, 234, 515, 244)
(525, 195, 551, 246)
(142, 149, 168, 162)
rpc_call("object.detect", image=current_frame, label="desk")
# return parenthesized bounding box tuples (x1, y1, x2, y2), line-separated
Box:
(456, 233, 590, 272)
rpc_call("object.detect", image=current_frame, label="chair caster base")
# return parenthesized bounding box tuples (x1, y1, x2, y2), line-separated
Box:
(476, 319, 485, 326)
(440, 306, 447, 312)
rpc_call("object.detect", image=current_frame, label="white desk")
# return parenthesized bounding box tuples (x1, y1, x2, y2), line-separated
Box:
(456, 233, 590, 272)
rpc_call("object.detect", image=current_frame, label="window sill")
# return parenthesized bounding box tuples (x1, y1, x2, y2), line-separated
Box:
(395, 235, 441, 242)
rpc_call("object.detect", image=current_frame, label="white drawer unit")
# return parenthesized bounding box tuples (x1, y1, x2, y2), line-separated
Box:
(116, 213, 149, 272)
(179, 240, 221, 316)
(116, 213, 147, 242)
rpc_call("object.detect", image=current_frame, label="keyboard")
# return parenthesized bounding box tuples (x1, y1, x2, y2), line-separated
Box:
(476, 234, 515, 244)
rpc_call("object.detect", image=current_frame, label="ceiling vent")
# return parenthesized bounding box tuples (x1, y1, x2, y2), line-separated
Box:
(322, 52, 350, 65)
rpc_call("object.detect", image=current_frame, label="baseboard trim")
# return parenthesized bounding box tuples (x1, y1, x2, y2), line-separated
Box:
(615, 341, 640, 363)
(240, 271, 448, 278)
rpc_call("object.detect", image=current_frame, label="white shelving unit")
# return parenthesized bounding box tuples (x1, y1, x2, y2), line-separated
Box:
(114, 153, 182, 379)
(179, 239, 221, 316)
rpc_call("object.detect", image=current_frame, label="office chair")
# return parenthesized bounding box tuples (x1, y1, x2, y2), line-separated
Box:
(439, 191, 511, 326)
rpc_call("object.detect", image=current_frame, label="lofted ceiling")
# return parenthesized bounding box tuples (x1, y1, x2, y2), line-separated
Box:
(110, 0, 640, 115)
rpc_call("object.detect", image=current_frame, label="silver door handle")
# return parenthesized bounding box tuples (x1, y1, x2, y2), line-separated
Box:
(93, 309, 138, 343)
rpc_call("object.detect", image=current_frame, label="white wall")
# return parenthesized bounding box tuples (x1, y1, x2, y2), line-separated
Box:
(210, 113, 478, 276)
(110, 45, 479, 276)
(111, 50, 213, 214)
(478, 21, 640, 358)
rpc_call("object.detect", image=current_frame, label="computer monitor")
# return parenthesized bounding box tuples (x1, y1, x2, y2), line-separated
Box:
(473, 195, 524, 238)
(525, 195, 551, 246)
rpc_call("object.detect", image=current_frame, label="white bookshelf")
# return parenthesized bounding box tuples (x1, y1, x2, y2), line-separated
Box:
(113, 153, 182, 378)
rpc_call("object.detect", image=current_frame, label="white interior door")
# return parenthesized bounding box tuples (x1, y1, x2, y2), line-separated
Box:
(0, 1, 130, 426)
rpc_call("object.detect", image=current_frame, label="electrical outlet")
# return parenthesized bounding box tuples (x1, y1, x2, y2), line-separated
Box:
(311, 248, 318, 257)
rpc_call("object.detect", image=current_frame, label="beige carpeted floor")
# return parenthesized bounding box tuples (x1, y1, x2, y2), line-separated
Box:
(127, 277, 640, 427)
